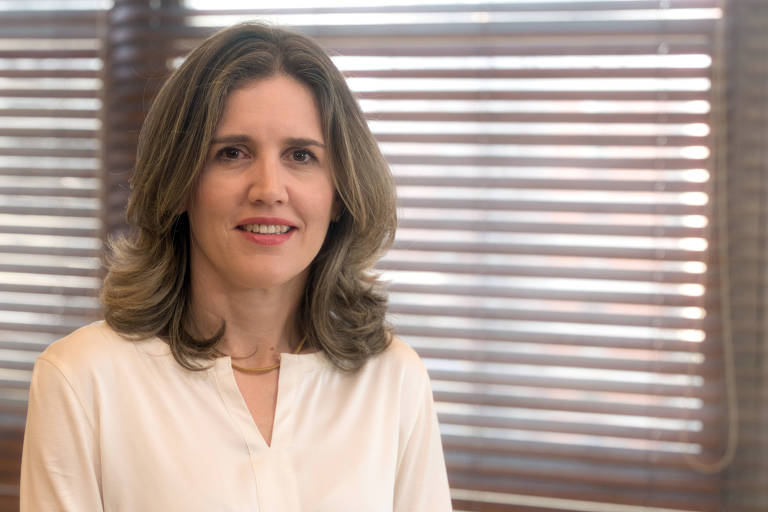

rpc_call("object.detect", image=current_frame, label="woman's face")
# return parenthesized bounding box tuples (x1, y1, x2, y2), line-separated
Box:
(186, 74, 337, 295)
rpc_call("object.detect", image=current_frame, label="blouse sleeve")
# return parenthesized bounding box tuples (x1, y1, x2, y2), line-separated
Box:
(393, 371, 453, 511)
(20, 357, 103, 511)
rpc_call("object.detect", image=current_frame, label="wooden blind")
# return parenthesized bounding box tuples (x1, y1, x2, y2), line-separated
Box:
(0, 1, 105, 505)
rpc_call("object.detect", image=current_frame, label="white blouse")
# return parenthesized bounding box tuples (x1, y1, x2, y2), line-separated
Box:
(20, 321, 452, 511)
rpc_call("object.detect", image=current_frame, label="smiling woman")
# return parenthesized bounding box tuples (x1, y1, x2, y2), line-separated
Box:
(103, 22, 398, 373)
(188, 76, 338, 298)
(19, 22, 451, 511)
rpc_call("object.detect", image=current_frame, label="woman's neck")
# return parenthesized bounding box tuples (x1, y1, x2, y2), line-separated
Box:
(189, 277, 306, 363)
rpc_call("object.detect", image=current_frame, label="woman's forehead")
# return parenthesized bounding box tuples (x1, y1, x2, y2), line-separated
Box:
(213, 74, 324, 141)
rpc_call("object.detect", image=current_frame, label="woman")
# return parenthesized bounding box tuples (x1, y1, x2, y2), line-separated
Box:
(20, 23, 451, 511)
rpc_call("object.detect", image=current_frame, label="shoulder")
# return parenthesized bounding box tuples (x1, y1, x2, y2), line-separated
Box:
(362, 335, 431, 390)
(32, 322, 174, 412)
(41, 321, 130, 363)
(381, 336, 425, 368)
(37, 321, 165, 377)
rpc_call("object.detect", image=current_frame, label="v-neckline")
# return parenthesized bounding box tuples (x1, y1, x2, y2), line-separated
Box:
(235, 369, 282, 447)
(212, 351, 326, 449)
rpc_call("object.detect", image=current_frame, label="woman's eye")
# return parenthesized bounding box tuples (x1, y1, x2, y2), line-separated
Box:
(291, 149, 313, 163)
(217, 147, 244, 160)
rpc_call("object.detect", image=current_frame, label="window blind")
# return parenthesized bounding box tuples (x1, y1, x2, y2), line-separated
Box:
(0, 1, 105, 504)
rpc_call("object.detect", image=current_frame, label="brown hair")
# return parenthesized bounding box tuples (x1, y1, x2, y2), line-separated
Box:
(101, 22, 397, 371)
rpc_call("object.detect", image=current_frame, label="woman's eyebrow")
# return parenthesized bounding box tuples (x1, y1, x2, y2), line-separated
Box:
(284, 137, 325, 149)
(211, 134, 252, 145)
(210, 135, 325, 149)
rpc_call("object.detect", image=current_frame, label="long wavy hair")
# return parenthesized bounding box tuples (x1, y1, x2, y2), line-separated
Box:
(101, 23, 397, 371)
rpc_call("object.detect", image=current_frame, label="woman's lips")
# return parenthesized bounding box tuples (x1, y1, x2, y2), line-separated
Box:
(236, 217, 296, 246)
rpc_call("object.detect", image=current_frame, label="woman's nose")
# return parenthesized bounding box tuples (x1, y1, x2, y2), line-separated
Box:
(247, 156, 288, 205)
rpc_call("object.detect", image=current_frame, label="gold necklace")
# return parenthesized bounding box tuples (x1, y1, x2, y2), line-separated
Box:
(230, 336, 307, 375)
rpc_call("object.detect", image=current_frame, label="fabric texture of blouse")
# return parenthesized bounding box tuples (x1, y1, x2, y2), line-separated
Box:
(20, 321, 452, 511)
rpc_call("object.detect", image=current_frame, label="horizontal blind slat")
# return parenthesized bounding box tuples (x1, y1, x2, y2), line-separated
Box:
(0, 108, 98, 118)
(393, 177, 709, 193)
(434, 391, 720, 421)
(357, 90, 713, 100)
(443, 435, 719, 471)
(398, 326, 713, 352)
(448, 474, 718, 511)
(378, 133, 710, 146)
(176, 1, 720, 15)
(367, 112, 709, 123)
(421, 349, 715, 376)
(438, 413, 719, 445)
(429, 369, 720, 398)
(446, 453, 718, 492)
(385, 283, 704, 307)
(327, 42, 715, 56)
(389, 240, 707, 260)
(390, 303, 705, 329)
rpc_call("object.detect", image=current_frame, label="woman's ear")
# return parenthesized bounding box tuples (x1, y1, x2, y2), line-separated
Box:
(176, 197, 189, 217)
(331, 196, 342, 222)
(177, 180, 197, 216)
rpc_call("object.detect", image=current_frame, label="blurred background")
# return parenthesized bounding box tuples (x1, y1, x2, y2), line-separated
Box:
(1, 0, 767, 511)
